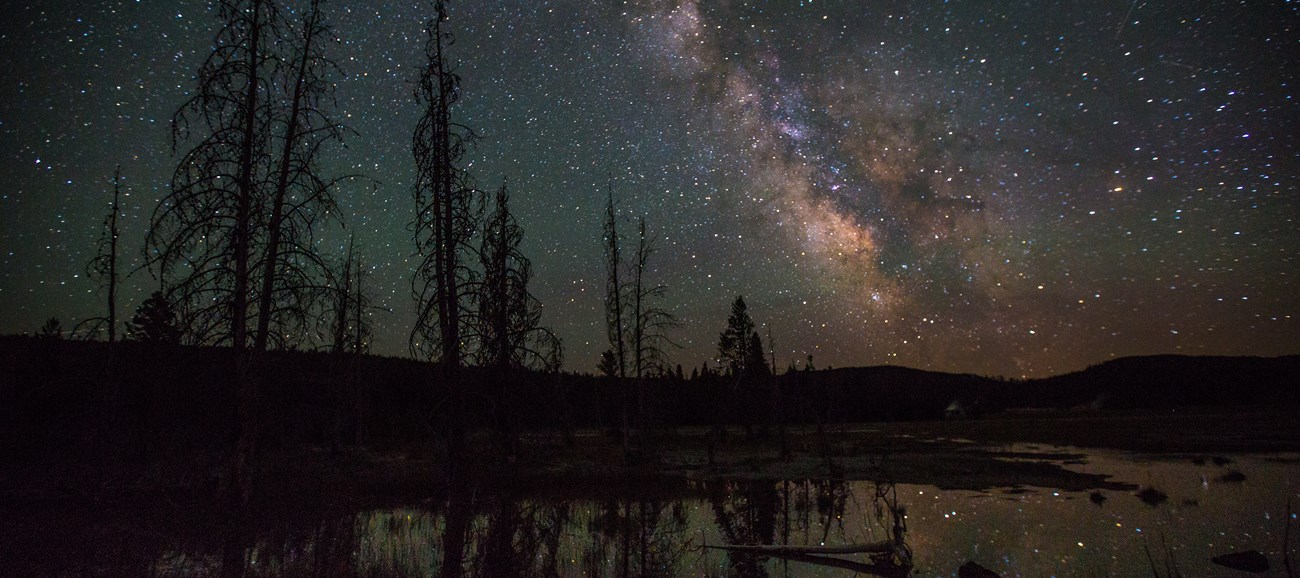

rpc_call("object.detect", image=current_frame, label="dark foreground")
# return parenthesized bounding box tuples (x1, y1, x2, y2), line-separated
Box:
(2, 408, 1298, 576)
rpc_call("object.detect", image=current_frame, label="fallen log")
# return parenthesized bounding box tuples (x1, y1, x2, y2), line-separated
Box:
(708, 541, 896, 555)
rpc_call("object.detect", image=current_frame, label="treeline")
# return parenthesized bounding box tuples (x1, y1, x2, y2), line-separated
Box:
(5, 335, 1298, 463)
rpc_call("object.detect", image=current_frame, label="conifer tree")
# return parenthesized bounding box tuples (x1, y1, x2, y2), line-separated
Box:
(126, 291, 183, 344)
(718, 296, 758, 376)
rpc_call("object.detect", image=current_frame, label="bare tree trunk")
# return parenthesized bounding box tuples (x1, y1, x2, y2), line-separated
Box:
(254, 1, 322, 352)
(632, 219, 646, 454)
(229, 0, 263, 515)
(604, 182, 629, 455)
(769, 327, 788, 458)
(107, 165, 120, 343)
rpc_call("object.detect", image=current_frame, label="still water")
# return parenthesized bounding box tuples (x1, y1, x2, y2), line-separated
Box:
(23, 447, 1300, 576)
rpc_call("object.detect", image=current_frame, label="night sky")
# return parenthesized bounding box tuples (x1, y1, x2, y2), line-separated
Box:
(1, 1, 1296, 378)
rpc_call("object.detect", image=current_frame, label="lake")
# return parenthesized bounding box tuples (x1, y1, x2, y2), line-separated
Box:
(12, 443, 1295, 577)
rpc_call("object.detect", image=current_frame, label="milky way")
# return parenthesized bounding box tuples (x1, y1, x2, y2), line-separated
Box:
(1, 1, 1296, 377)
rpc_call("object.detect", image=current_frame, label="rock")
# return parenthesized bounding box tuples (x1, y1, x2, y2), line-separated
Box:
(958, 560, 1001, 578)
(1211, 550, 1269, 573)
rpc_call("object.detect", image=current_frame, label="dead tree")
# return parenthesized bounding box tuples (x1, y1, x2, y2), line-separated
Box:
(148, 0, 350, 517)
(410, 0, 480, 370)
(148, 0, 280, 348)
(603, 181, 628, 380)
(605, 199, 678, 457)
(629, 217, 679, 440)
(151, 0, 346, 351)
(410, 7, 481, 575)
(145, 0, 285, 518)
(253, 0, 350, 352)
(629, 218, 678, 380)
(328, 235, 379, 355)
(474, 181, 562, 458)
(602, 182, 630, 451)
(78, 165, 123, 342)
(474, 180, 561, 370)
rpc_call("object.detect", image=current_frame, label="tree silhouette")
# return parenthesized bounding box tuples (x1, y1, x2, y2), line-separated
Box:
(597, 349, 620, 378)
(603, 181, 628, 380)
(253, 0, 351, 352)
(629, 218, 678, 381)
(148, 0, 346, 350)
(146, 0, 350, 516)
(409, 6, 480, 574)
(718, 296, 770, 434)
(602, 182, 631, 450)
(76, 165, 123, 342)
(410, 0, 481, 372)
(473, 181, 561, 459)
(718, 296, 758, 376)
(39, 317, 63, 340)
(148, 0, 277, 349)
(327, 235, 379, 355)
(126, 291, 183, 344)
(603, 185, 677, 454)
(473, 181, 561, 370)
(627, 217, 679, 444)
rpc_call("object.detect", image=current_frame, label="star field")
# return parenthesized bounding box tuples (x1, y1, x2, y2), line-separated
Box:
(1, 0, 1296, 377)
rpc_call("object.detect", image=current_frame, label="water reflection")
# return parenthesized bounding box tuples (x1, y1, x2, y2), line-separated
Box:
(709, 479, 911, 577)
(11, 449, 1298, 576)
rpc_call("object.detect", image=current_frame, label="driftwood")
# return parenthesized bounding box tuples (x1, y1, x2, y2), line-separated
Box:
(708, 541, 895, 555)
(707, 542, 910, 578)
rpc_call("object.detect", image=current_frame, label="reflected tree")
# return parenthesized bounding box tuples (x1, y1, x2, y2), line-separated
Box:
(470, 496, 572, 578)
(583, 498, 692, 578)
(709, 480, 779, 577)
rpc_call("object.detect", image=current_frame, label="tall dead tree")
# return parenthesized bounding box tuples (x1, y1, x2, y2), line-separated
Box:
(602, 182, 632, 452)
(629, 218, 678, 381)
(410, 4, 480, 575)
(605, 198, 677, 455)
(474, 181, 561, 459)
(150, 0, 345, 351)
(328, 235, 379, 355)
(79, 165, 123, 342)
(148, 0, 350, 523)
(410, 0, 480, 371)
(629, 217, 678, 443)
(145, 0, 284, 521)
(603, 181, 628, 381)
(148, 0, 279, 348)
(253, 0, 348, 351)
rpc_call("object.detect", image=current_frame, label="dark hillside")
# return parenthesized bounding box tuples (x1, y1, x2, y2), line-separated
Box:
(1033, 354, 1300, 409)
